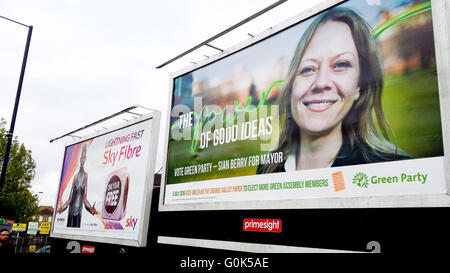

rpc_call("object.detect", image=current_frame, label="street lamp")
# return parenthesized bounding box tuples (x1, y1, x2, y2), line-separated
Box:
(0, 15, 33, 198)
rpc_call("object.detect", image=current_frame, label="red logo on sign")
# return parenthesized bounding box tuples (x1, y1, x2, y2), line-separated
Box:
(82, 245, 96, 254)
(243, 219, 282, 233)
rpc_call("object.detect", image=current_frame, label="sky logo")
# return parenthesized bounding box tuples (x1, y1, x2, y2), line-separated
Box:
(125, 216, 138, 230)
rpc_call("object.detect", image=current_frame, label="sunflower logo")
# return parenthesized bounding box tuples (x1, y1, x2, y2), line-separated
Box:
(353, 172, 369, 188)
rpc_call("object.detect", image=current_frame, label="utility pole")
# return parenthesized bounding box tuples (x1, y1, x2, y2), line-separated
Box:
(0, 15, 33, 198)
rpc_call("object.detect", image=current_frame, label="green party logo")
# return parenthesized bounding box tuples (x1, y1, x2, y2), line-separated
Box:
(352, 172, 369, 188)
(351, 171, 428, 189)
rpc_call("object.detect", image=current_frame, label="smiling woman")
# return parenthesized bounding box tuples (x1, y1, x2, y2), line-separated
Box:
(258, 7, 412, 174)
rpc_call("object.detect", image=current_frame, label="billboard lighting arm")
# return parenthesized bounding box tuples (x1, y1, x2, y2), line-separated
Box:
(49, 105, 151, 143)
(126, 111, 143, 117)
(155, 0, 288, 69)
(0, 15, 33, 199)
(205, 43, 224, 52)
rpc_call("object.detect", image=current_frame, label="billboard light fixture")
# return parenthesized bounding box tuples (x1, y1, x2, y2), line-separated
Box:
(49, 105, 152, 143)
(155, 0, 288, 69)
(205, 43, 224, 52)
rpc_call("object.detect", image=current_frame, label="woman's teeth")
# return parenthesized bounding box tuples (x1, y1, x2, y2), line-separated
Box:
(303, 101, 334, 107)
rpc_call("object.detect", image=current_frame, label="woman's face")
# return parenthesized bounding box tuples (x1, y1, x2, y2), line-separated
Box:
(291, 20, 360, 136)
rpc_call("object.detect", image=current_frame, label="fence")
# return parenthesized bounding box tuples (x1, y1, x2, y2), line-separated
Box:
(9, 232, 51, 253)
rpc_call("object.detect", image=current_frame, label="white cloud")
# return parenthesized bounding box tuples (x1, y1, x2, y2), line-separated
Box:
(31, 170, 61, 206)
(1, 0, 322, 207)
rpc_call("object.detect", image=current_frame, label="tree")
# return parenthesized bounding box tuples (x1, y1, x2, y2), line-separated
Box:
(0, 118, 38, 222)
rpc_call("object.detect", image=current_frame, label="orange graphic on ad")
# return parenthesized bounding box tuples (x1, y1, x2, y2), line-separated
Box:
(332, 171, 345, 192)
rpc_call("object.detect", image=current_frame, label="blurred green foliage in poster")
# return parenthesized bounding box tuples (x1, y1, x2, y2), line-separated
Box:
(382, 68, 443, 158)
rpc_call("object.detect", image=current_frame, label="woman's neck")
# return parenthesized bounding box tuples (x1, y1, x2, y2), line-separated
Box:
(296, 125, 343, 170)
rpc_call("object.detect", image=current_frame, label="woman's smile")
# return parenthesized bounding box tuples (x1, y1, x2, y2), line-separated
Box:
(301, 98, 338, 112)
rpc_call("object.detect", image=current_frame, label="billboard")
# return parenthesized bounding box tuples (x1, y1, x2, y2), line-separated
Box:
(160, 0, 450, 210)
(51, 112, 160, 247)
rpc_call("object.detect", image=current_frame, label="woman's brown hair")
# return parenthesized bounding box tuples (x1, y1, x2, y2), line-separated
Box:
(263, 7, 405, 173)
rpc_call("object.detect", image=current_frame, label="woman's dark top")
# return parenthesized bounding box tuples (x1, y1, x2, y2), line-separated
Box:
(257, 138, 412, 174)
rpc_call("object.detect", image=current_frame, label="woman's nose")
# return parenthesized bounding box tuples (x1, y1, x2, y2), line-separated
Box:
(312, 67, 332, 92)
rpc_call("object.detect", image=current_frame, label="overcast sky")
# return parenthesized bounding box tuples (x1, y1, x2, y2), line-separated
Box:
(0, 0, 326, 206)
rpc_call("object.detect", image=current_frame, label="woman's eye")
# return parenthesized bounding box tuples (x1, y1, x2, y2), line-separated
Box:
(299, 66, 316, 75)
(334, 61, 351, 70)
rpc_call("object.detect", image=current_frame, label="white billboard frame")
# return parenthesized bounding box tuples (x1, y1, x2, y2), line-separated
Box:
(51, 111, 160, 247)
(159, 0, 450, 212)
